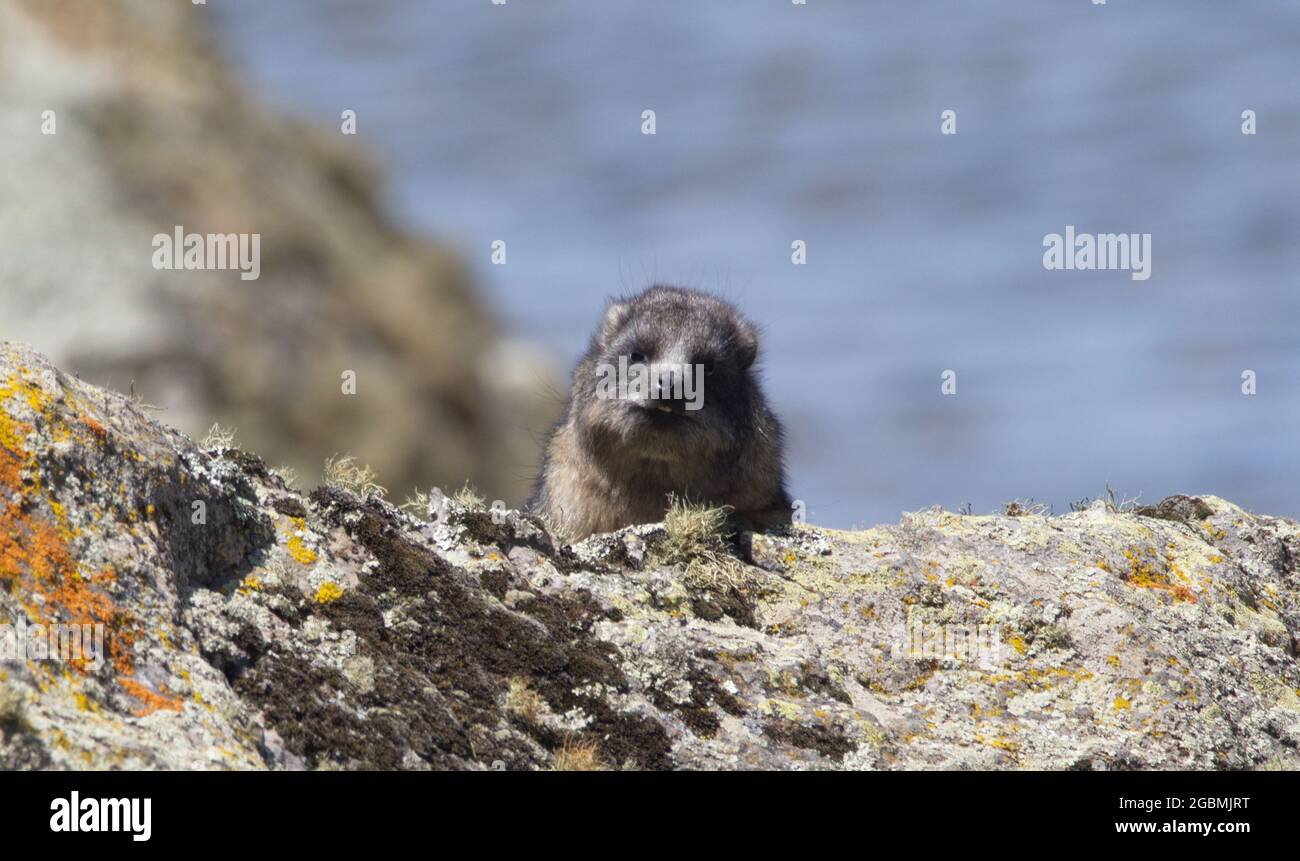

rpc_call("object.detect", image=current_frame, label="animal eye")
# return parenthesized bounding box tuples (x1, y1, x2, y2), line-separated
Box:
(629, 350, 647, 365)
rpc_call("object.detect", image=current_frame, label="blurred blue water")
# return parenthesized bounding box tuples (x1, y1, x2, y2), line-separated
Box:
(216, 1, 1300, 528)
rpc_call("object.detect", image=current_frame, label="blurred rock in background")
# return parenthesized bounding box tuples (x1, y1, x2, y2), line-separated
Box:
(0, 0, 559, 505)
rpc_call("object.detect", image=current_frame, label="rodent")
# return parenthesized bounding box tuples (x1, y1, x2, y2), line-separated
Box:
(529, 285, 791, 541)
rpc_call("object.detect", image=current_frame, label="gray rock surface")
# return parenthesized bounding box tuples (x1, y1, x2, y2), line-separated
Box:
(2, 342, 1298, 770)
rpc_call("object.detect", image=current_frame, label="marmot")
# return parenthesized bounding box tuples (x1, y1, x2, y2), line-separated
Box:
(530, 285, 791, 541)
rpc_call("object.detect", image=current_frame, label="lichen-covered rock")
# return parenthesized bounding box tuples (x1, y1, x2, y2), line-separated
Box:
(2, 342, 1297, 770)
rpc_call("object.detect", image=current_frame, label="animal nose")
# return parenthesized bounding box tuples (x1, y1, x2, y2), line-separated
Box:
(648, 368, 668, 399)
(651, 367, 690, 410)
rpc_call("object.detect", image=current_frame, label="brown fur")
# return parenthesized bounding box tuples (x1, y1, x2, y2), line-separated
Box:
(530, 286, 791, 541)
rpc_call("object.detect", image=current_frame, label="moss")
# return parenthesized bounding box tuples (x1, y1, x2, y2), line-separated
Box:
(0, 683, 47, 769)
(650, 665, 747, 738)
(762, 718, 856, 762)
(796, 662, 852, 705)
(0, 685, 31, 735)
(1038, 623, 1072, 650)
(271, 496, 308, 520)
(248, 488, 678, 770)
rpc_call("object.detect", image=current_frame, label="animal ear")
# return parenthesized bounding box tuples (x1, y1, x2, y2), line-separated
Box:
(735, 321, 759, 369)
(599, 299, 632, 347)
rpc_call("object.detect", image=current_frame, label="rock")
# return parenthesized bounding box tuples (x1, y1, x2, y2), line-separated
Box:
(2, 343, 1299, 770)
(1134, 494, 1216, 523)
(0, 0, 558, 505)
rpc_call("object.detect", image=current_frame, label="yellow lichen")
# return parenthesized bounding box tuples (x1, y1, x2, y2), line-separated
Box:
(285, 516, 319, 565)
(315, 582, 344, 604)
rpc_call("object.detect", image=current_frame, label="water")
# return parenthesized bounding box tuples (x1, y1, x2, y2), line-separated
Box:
(215, 1, 1300, 528)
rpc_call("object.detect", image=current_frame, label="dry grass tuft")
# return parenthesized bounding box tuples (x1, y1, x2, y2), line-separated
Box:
(323, 454, 387, 499)
(200, 422, 237, 451)
(271, 465, 298, 488)
(659, 496, 746, 591)
(504, 677, 546, 724)
(401, 487, 431, 519)
(551, 737, 605, 771)
(1070, 484, 1141, 514)
(1003, 498, 1050, 517)
(452, 481, 487, 510)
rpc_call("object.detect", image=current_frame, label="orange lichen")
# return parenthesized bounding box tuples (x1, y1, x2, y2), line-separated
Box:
(1118, 545, 1198, 603)
(0, 367, 177, 715)
(82, 417, 107, 442)
(118, 677, 183, 717)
